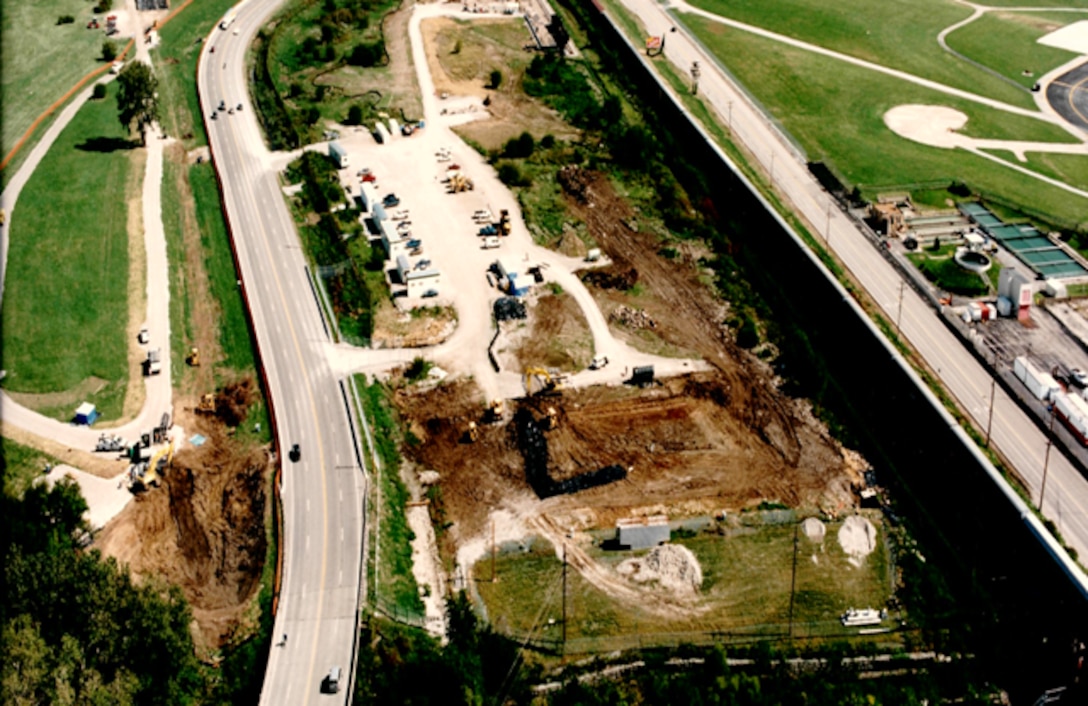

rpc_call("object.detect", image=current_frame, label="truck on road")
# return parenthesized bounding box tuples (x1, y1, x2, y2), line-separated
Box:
(144, 348, 162, 376)
(1014, 356, 1060, 402)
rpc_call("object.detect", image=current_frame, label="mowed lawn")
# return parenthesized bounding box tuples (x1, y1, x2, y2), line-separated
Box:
(1, 82, 132, 418)
(1, 0, 105, 159)
(685, 0, 1032, 108)
(945, 11, 1085, 89)
(682, 14, 1088, 227)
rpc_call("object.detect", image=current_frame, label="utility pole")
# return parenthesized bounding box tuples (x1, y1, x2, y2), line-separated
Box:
(895, 280, 906, 339)
(787, 522, 799, 638)
(985, 353, 997, 448)
(1040, 407, 1056, 510)
(490, 520, 497, 583)
(561, 543, 568, 653)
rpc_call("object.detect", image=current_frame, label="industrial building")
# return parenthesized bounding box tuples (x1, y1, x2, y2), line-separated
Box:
(396, 254, 441, 297)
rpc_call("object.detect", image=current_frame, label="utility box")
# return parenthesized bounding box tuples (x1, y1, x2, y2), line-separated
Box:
(329, 141, 348, 168)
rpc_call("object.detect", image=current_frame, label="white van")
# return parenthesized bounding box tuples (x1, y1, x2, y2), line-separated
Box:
(323, 666, 341, 693)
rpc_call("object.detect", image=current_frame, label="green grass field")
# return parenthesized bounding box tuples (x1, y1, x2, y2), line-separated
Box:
(160, 156, 194, 383)
(0, 82, 132, 420)
(685, 0, 1035, 109)
(154, 0, 237, 149)
(476, 515, 894, 651)
(1, 0, 104, 166)
(681, 15, 1088, 228)
(945, 11, 1084, 89)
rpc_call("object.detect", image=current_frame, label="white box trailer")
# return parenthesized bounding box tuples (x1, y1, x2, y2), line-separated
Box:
(1054, 392, 1088, 446)
(1014, 356, 1060, 401)
(329, 142, 348, 168)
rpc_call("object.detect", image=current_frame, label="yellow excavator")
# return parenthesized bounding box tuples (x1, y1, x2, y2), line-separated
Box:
(544, 406, 559, 430)
(138, 439, 175, 489)
(524, 368, 562, 396)
(186, 347, 201, 366)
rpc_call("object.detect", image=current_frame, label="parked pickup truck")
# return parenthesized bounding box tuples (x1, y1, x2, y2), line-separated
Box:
(479, 225, 498, 236)
(481, 236, 500, 249)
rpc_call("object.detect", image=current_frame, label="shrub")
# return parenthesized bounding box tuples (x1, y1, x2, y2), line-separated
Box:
(489, 69, 503, 89)
(540, 134, 556, 149)
(502, 132, 535, 159)
(57, 14, 75, 25)
(348, 40, 384, 67)
(346, 104, 364, 125)
(497, 162, 531, 187)
(102, 40, 118, 62)
(92, 83, 108, 100)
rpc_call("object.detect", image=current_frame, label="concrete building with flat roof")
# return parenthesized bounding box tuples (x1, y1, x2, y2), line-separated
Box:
(615, 516, 670, 550)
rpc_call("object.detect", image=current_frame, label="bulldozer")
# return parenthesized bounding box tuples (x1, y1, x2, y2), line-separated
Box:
(498, 209, 511, 236)
(525, 368, 562, 396)
(486, 399, 504, 422)
(464, 421, 479, 443)
(544, 406, 559, 430)
(196, 393, 216, 414)
(186, 347, 201, 366)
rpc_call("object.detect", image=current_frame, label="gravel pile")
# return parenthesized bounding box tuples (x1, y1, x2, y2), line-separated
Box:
(617, 543, 703, 595)
(610, 305, 657, 330)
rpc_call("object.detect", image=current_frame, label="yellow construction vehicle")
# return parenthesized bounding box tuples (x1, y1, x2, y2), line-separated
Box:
(544, 406, 558, 430)
(138, 439, 175, 489)
(465, 421, 479, 443)
(447, 173, 475, 193)
(186, 347, 201, 366)
(498, 209, 511, 236)
(486, 399, 504, 422)
(525, 368, 562, 396)
(196, 393, 216, 414)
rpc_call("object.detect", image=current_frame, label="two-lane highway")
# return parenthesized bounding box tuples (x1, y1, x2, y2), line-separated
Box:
(197, 3, 364, 703)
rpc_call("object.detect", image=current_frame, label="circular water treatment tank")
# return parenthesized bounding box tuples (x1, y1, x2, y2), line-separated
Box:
(954, 247, 992, 274)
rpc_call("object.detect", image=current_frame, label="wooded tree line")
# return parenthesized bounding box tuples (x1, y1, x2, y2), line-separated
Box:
(1, 477, 203, 705)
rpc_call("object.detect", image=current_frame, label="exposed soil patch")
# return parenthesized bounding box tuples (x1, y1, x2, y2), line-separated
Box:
(394, 373, 859, 559)
(423, 16, 578, 150)
(497, 290, 593, 372)
(97, 412, 269, 651)
(373, 303, 458, 348)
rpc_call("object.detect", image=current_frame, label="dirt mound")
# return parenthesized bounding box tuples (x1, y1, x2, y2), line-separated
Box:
(801, 517, 826, 543)
(96, 420, 269, 650)
(215, 377, 258, 428)
(618, 544, 703, 595)
(838, 515, 877, 567)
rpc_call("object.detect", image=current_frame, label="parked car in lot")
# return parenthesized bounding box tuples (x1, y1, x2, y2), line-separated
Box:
(422, 289, 439, 298)
(415, 259, 432, 270)
(397, 221, 412, 233)
(391, 209, 410, 221)
(361, 172, 377, 183)
(406, 239, 422, 249)
(473, 209, 492, 222)
(482, 236, 500, 249)
(589, 355, 609, 370)
(1073, 368, 1088, 389)
(479, 225, 498, 236)
(383, 194, 400, 207)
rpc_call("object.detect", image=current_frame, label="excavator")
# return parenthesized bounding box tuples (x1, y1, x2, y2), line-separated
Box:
(136, 439, 174, 489)
(524, 368, 563, 396)
(186, 347, 201, 366)
(498, 209, 511, 236)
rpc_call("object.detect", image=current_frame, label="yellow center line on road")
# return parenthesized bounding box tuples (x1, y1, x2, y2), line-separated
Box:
(1066, 75, 1088, 125)
(214, 52, 332, 705)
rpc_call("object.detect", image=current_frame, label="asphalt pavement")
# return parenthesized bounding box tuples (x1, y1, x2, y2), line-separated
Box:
(1047, 61, 1088, 133)
(197, 4, 365, 704)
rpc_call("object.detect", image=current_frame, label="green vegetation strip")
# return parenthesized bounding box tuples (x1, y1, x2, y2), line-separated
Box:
(154, 0, 238, 149)
(0, 81, 131, 420)
(189, 162, 255, 373)
(355, 376, 424, 619)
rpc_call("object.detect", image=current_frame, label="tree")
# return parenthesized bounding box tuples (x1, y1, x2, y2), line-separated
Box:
(489, 69, 503, 89)
(102, 40, 117, 62)
(346, 104, 363, 125)
(92, 83, 107, 100)
(116, 62, 159, 146)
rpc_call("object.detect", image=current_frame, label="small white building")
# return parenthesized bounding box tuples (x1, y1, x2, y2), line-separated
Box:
(380, 220, 411, 258)
(396, 254, 441, 297)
